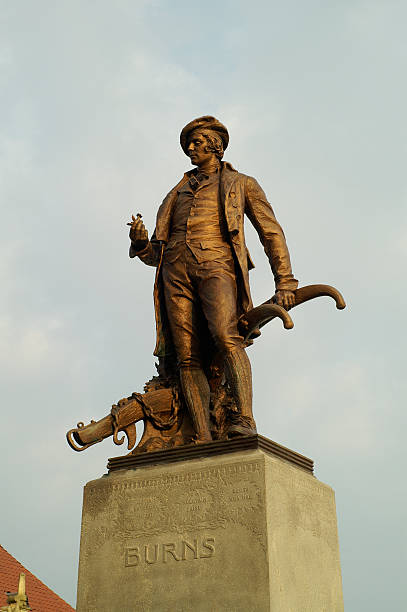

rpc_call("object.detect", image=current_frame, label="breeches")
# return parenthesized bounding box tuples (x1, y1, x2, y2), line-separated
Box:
(162, 248, 243, 368)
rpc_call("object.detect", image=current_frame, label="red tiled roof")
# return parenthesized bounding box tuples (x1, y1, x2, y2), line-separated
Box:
(0, 545, 75, 612)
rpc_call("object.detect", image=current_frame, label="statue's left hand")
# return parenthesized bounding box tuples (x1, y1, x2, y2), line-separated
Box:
(273, 290, 296, 310)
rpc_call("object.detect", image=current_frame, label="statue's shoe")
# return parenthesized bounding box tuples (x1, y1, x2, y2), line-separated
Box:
(227, 415, 257, 437)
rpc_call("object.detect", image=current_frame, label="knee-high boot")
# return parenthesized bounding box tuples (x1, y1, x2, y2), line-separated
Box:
(179, 367, 212, 443)
(224, 347, 257, 436)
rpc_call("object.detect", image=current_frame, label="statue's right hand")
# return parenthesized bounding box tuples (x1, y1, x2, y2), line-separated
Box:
(127, 213, 149, 251)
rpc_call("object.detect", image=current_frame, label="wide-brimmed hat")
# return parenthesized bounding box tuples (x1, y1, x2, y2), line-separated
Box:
(180, 115, 229, 155)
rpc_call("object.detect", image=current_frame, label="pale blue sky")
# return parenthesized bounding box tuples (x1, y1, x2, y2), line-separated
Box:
(1, 1, 406, 609)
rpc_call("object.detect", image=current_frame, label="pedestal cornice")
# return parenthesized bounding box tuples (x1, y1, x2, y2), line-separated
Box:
(107, 434, 314, 474)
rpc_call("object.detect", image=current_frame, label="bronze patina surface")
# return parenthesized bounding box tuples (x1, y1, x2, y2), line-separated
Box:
(67, 115, 345, 456)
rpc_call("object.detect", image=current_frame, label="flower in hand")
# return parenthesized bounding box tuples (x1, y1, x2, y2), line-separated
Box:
(127, 213, 149, 252)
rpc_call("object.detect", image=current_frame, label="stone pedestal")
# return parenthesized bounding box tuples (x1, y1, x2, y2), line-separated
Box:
(76, 437, 343, 611)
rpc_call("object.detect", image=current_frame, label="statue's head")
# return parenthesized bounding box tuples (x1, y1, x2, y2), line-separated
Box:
(180, 116, 229, 165)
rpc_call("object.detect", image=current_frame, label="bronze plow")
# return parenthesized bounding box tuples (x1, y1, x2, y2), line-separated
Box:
(238, 283, 346, 341)
(66, 387, 184, 455)
(66, 283, 345, 455)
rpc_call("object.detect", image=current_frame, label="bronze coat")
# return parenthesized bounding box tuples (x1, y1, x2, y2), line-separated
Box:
(131, 162, 298, 358)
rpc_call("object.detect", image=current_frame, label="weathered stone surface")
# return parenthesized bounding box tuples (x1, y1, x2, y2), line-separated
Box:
(264, 455, 343, 611)
(76, 447, 343, 611)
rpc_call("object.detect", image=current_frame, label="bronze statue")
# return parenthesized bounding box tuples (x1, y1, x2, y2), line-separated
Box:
(129, 115, 298, 443)
(67, 116, 345, 456)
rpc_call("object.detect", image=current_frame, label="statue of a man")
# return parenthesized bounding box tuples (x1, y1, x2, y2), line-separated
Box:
(129, 116, 298, 444)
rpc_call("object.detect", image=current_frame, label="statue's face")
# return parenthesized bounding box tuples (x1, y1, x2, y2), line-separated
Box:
(187, 130, 217, 166)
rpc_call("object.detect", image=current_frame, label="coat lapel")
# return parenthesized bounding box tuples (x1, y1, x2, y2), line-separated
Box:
(220, 162, 237, 202)
(155, 173, 190, 242)
(220, 162, 239, 235)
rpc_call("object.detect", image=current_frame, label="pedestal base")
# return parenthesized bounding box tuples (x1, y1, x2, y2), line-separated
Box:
(76, 438, 343, 611)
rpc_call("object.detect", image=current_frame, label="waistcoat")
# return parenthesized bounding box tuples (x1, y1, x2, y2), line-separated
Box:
(167, 171, 231, 263)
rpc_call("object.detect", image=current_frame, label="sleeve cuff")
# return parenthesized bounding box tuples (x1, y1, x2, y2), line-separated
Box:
(129, 242, 150, 258)
(275, 278, 299, 291)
